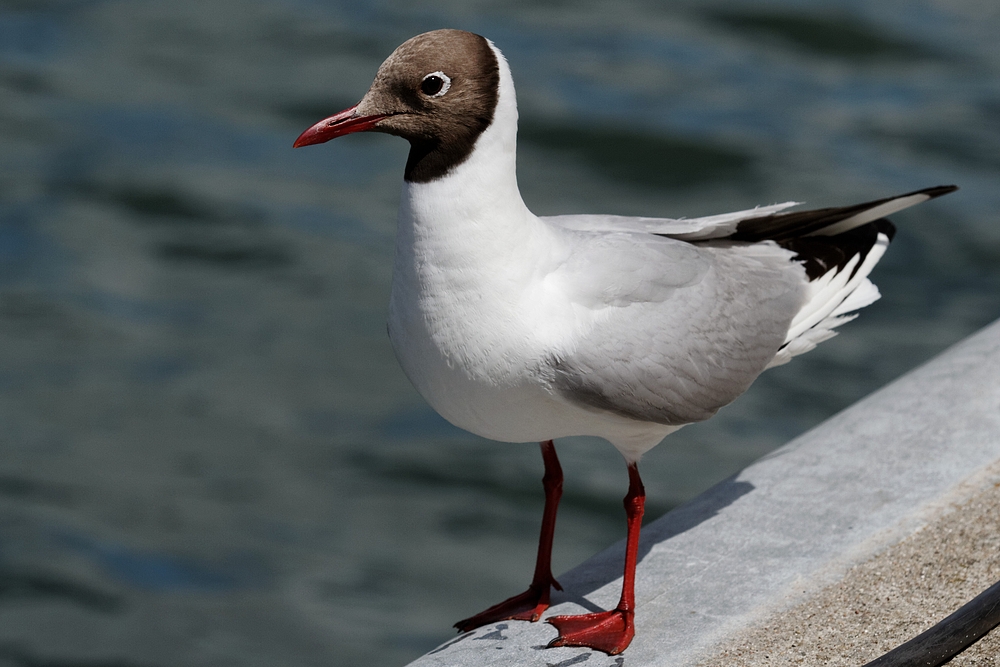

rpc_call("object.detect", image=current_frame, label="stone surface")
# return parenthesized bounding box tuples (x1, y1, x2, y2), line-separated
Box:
(704, 470, 1000, 666)
(406, 317, 1000, 667)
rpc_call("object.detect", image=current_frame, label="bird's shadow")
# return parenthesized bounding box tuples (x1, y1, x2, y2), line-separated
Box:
(552, 475, 755, 612)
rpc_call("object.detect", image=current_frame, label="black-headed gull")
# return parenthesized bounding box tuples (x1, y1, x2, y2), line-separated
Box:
(294, 29, 957, 655)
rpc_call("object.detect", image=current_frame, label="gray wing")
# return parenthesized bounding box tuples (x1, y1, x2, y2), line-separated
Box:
(540, 201, 798, 241)
(542, 186, 956, 242)
(539, 185, 959, 425)
(540, 231, 805, 426)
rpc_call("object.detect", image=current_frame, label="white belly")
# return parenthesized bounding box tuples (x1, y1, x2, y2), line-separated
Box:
(386, 274, 679, 458)
(387, 274, 559, 442)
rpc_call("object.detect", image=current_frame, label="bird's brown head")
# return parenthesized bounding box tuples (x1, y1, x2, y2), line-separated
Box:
(293, 29, 501, 183)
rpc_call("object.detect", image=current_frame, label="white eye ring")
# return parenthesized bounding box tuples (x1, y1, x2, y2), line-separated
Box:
(421, 71, 452, 97)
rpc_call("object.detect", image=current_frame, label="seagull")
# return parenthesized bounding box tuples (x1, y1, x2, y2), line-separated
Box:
(293, 28, 957, 655)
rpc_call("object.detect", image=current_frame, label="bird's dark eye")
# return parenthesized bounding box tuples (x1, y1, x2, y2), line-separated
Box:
(421, 76, 443, 95)
(420, 71, 451, 97)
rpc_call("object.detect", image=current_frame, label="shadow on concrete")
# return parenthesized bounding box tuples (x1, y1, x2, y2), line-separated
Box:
(642, 476, 756, 545)
(555, 476, 755, 610)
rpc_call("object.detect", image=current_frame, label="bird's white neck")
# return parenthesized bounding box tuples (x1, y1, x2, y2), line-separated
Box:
(396, 41, 536, 256)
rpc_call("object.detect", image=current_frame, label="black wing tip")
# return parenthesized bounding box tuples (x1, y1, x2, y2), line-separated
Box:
(873, 218, 897, 242)
(782, 218, 895, 280)
(913, 184, 959, 199)
(730, 184, 958, 243)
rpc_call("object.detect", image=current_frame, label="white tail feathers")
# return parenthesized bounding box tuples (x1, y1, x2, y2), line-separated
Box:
(768, 232, 890, 368)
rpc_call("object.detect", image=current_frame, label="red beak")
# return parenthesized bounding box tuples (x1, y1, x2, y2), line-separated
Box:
(292, 104, 387, 148)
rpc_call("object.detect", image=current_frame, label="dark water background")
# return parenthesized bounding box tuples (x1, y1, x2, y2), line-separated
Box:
(2, 1, 999, 665)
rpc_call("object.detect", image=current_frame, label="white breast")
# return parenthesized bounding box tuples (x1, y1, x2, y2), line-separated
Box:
(386, 173, 571, 442)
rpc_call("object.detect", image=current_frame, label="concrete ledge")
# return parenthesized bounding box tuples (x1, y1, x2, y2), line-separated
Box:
(407, 317, 1000, 667)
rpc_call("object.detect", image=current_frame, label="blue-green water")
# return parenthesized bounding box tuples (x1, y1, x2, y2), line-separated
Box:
(1, 1, 999, 665)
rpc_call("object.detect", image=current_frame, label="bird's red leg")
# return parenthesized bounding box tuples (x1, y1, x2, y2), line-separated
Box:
(547, 461, 644, 655)
(454, 440, 564, 632)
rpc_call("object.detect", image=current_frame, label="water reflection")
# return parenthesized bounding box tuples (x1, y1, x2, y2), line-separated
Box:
(520, 119, 756, 188)
(708, 9, 943, 61)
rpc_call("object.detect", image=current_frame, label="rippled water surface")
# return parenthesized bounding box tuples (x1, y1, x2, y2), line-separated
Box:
(2, 1, 999, 665)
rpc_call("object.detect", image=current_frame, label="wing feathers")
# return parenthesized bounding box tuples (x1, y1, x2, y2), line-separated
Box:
(785, 232, 889, 342)
(543, 186, 957, 425)
(729, 185, 956, 242)
(542, 201, 799, 238)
